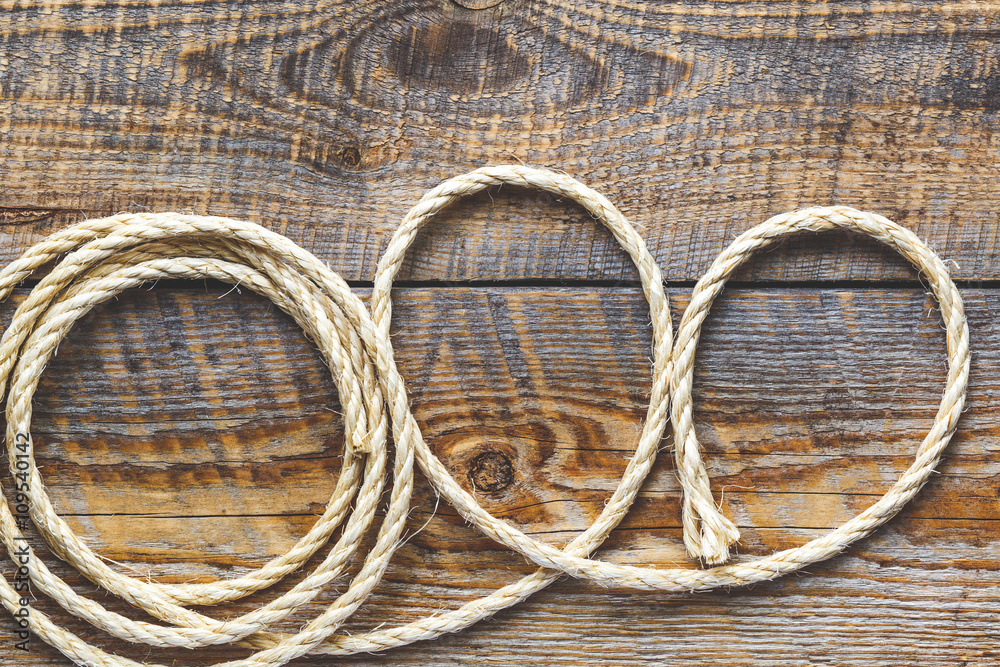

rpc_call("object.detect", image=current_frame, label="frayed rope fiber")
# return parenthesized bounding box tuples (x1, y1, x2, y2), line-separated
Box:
(0, 166, 969, 666)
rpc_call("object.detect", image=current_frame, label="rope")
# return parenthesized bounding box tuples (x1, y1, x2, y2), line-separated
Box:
(0, 166, 969, 666)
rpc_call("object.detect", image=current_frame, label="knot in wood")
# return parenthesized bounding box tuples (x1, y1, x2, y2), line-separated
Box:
(468, 450, 514, 493)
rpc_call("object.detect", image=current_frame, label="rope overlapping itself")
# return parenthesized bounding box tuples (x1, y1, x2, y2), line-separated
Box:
(0, 166, 969, 666)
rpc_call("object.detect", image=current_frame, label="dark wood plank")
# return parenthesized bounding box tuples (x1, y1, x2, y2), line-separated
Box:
(1, 283, 999, 665)
(5, 2, 1000, 664)
(2, 1, 999, 281)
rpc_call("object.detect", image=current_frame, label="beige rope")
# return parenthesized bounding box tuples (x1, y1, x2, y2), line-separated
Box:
(0, 166, 969, 665)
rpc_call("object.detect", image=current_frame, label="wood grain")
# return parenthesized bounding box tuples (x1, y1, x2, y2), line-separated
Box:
(1, 283, 999, 665)
(4, 1, 1000, 664)
(1, 1, 999, 281)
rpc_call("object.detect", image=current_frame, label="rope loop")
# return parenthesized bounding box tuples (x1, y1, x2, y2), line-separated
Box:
(0, 166, 969, 666)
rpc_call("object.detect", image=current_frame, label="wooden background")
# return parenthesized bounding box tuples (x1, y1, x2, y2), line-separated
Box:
(2, 1, 1000, 665)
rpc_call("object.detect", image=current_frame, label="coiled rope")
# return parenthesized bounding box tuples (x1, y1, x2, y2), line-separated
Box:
(0, 166, 969, 666)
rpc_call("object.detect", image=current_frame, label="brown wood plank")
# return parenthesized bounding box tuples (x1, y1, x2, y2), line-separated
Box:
(0, 284, 999, 664)
(2, 2, 999, 281)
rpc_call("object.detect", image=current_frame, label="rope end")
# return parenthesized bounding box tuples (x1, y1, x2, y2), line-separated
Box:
(696, 514, 741, 565)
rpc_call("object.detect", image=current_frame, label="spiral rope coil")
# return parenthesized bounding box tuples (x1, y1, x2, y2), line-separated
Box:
(0, 166, 969, 666)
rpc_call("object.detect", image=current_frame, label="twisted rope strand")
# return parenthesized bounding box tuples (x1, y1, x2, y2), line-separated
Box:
(0, 166, 969, 666)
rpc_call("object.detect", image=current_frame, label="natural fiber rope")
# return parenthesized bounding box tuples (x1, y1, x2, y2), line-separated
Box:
(0, 165, 969, 666)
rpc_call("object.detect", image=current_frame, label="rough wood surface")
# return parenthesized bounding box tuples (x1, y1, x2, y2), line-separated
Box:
(3, 1, 1000, 665)
(1, 284, 1000, 665)
(1, 1, 999, 282)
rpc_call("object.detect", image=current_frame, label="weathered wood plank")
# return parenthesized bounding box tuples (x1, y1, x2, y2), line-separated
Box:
(5, 2, 1000, 663)
(1, 283, 999, 664)
(2, 1, 999, 281)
